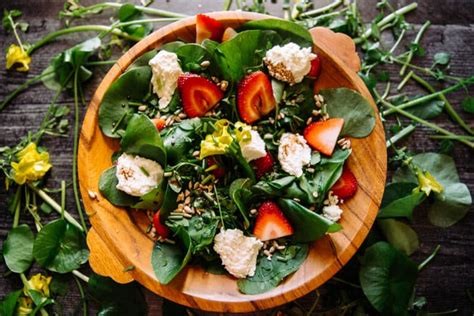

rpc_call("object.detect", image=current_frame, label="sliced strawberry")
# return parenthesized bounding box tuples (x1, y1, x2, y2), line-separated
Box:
(222, 27, 237, 42)
(178, 73, 224, 118)
(237, 71, 276, 124)
(307, 54, 321, 79)
(331, 167, 358, 199)
(303, 118, 344, 156)
(196, 14, 225, 44)
(251, 151, 273, 179)
(153, 211, 170, 239)
(152, 118, 166, 131)
(253, 201, 294, 241)
(206, 156, 225, 179)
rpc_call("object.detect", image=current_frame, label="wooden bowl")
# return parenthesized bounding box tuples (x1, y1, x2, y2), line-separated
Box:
(78, 11, 387, 313)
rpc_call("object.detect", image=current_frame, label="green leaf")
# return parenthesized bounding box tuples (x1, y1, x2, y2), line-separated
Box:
(278, 198, 341, 242)
(433, 52, 450, 66)
(461, 96, 474, 113)
(151, 228, 192, 284)
(359, 242, 418, 315)
(378, 219, 419, 255)
(237, 244, 309, 294)
(429, 182, 471, 227)
(239, 19, 313, 47)
(406, 100, 444, 119)
(98, 66, 153, 138)
(127, 50, 157, 70)
(2, 224, 34, 273)
(121, 114, 167, 166)
(118, 4, 152, 38)
(175, 44, 212, 72)
(162, 118, 203, 166)
(187, 214, 219, 253)
(99, 166, 140, 207)
(229, 178, 253, 229)
(88, 273, 147, 315)
(160, 41, 186, 53)
(320, 88, 376, 138)
(213, 30, 282, 82)
(0, 290, 22, 316)
(378, 183, 426, 220)
(33, 219, 89, 273)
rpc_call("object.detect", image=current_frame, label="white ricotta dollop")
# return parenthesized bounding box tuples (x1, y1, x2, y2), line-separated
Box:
(239, 130, 267, 162)
(115, 153, 164, 197)
(213, 229, 263, 278)
(322, 204, 343, 222)
(263, 42, 316, 85)
(149, 50, 183, 109)
(278, 133, 311, 177)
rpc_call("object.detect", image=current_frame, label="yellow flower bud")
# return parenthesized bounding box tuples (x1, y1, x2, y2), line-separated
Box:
(24, 273, 52, 298)
(6, 44, 31, 72)
(199, 119, 234, 160)
(414, 170, 444, 196)
(17, 297, 33, 316)
(11, 143, 52, 185)
(234, 122, 252, 143)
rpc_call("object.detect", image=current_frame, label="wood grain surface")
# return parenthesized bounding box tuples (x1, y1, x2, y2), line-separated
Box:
(0, 0, 473, 315)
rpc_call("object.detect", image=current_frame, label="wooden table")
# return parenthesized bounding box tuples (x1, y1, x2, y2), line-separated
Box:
(0, 0, 473, 314)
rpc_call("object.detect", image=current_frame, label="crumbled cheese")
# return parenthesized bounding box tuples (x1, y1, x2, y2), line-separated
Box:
(278, 133, 311, 177)
(322, 204, 343, 222)
(263, 42, 316, 85)
(213, 229, 263, 278)
(115, 153, 163, 197)
(149, 50, 183, 109)
(239, 130, 267, 162)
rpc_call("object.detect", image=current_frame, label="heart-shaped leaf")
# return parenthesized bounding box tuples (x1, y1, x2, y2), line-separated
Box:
(2, 224, 34, 273)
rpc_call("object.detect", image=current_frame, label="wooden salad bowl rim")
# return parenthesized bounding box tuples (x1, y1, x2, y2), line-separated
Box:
(78, 11, 387, 313)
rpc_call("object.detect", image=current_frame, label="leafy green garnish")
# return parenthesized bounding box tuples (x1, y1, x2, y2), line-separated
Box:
(118, 4, 153, 39)
(461, 96, 474, 113)
(378, 219, 419, 255)
(33, 219, 89, 273)
(162, 118, 203, 166)
(0, 290, 22, 316)
(2, 224, 34, 273)
(378, 182, 425, 220)
(98, 166, 140, 207)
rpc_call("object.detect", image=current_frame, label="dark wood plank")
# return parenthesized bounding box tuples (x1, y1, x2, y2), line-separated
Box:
(0, 0, 473, 314)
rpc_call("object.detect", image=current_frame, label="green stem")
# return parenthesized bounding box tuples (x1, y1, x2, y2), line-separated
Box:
(73, 275, 88, 316)
(85, 60, 117, 66)
(8, 15, 25, 51)
(72, 270, 90, 283)
(386, 124, 416, 148)
(411, 73, 474, 135)
(73, 2, 188, 18)
(430, 135, 474, 141)
(354, 3, 418, 44)
(389, 28, 406, 54)
(73, 68, 88, 233)
(12, 187, 22, 228)
(213, 186, 225, 229)
(397, 70, 413, 91)
(28, 184, 84, 231)
(391, 57, 462, 81)
(400, 21, 431, 76)
(418, 245, 441, 271)
(330, 277, 361, 289)
(382, 77, 474, 116)
(300, 0, 342, 17)
(115, 17, 180, 28)
(376, 93, 474, 149)
(0, 70, 55, 112)
(27, 25, 141, 55)
(61, 180, 66, 220)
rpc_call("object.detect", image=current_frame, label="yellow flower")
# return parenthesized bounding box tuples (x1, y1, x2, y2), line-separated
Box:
(234, 122, 252, 143)
(414, 170, 444, 196)
(199, 119, 234, 159)
(6, 44, 31, 72)
(11, 143, 52, 185)
(17, 297, 33, 316)
(24, 273, 52, 298)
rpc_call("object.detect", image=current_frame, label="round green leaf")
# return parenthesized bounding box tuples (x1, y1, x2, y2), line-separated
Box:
(98, 166, 140, 207)
(33, 219, 89, 273)
(429, 182, 472, 227)
(359, 242, 418, 315)
(378, 219, 419, 255)
(2, 224, 34, 273)
(321, 87, 376, 138)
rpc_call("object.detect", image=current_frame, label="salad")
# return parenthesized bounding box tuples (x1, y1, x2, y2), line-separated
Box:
(97, 14, 375, 295)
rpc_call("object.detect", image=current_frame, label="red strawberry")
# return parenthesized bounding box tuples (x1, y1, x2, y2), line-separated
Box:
(206, 156, 225, 179)
(178, 73, 224, 118)
(253, 201, 294, 241)
(222, 27, 237, 42)
(303, 118, 344, 156)
(237, 71, 276, 124)
(152, 118, 166, 131)
(307, 55, 321, 79)
(331, 167, 358, 199)
(196, 14, 225, 44)
(153, 211, 170, 239)
(251, 151, 273, 178)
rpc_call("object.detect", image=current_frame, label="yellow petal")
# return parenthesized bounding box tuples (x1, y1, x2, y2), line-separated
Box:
(17, 297, 33, 316)
(414, 170, 444, 196)
(234, 122, 252, 143)
(199, 119, 233, 159)
(6, 44, 31, 72)
(26, 273, 52, 297)
(11, 143, 52, 185)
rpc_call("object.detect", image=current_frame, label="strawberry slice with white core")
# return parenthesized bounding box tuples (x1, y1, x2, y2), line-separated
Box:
(237, 71, 276, 124)
(253, 201, 294, 241)
(196, 14, 225, 44)
(331, 167, 358, 199)
(303, 118, 344, 156)
(177, 73, 224, 118)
